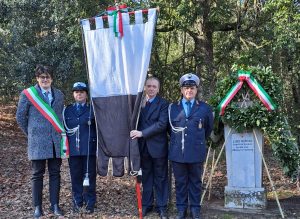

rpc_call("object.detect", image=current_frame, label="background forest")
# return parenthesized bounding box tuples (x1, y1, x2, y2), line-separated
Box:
(0, 0, 299, 171)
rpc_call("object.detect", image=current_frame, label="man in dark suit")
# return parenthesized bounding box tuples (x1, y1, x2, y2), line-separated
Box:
(168, 73, 213, 219)
(16, 65, 64, 218)
(63, 82, 97, 214)
(130, 77, 169, 219)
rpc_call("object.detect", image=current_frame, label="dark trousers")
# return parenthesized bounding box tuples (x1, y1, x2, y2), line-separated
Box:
(141, 146, 168, 211)
(31, 158, 62, 206)
(172, 161, 203, 213)
(68, 155, 96, 209)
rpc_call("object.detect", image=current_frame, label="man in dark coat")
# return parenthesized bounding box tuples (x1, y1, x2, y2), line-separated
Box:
(63, 82, 97, 214)
(168, 73, 213, 219)
(130, 77, 169, 219)
(16, 65, 64, 218)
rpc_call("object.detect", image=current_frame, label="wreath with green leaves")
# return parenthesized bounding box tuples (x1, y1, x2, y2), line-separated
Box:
(209, 65, 300, 178)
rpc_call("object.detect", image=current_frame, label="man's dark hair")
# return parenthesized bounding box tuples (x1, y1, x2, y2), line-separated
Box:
(35, 65, 54, 78)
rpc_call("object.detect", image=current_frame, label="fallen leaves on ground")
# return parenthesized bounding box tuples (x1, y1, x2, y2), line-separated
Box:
(0, 103, 300, 218)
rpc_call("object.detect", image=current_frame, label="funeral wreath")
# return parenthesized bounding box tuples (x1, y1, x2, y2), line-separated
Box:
(209, 65, 300, 178)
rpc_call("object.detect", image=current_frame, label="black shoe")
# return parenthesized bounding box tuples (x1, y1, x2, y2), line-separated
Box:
(33, 206, 43, 218)
(176, 210, 187, 219)
(191, 211, 201, 219)
(50, 204, 63, 216)
(142, 207, 153, 217)
(158, 210, 168, 219)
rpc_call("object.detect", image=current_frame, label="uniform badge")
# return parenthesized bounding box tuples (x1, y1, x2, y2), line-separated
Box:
(198, 119, 202, 129)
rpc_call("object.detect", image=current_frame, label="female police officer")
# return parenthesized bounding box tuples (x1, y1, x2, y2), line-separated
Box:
(63, 82, 97, 214)
(168, 73, 213, 219)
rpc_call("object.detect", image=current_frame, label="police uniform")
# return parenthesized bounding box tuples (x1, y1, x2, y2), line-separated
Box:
(63, 82, 97, 213)
(168, 74, 213, 219)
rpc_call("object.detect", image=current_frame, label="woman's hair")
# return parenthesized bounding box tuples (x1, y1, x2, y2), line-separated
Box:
(35, 65, 54, 78)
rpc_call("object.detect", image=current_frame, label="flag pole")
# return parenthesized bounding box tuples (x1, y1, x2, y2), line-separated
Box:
(133, 93, 145, 219)
(136, 169, 143, 219)
(80, 24, 93, 195)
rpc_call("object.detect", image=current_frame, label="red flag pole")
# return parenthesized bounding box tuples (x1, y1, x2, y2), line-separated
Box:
(136, 169, 143, 219)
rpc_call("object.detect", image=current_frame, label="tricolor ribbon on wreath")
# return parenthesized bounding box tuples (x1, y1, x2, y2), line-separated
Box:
(23, 86, 70, 158)
(217, 70, 277, 115)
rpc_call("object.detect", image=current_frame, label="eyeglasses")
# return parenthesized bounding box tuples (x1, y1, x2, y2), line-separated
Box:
(39, 75, 51, 80)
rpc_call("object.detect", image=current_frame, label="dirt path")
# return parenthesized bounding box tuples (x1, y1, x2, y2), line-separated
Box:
(0, 104, 299, 218)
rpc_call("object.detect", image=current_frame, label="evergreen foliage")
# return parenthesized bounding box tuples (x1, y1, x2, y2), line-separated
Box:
(210, 65, 300, 178)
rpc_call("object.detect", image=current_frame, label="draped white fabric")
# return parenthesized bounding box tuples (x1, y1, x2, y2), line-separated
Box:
(81, 9, 157, 173)
(82, 8, 157, 98)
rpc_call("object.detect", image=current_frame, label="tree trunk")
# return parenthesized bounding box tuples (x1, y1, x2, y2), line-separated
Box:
(192, 0, 215, 100)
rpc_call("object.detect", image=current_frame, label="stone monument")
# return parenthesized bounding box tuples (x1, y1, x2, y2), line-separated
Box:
(224, 95, 267, 209)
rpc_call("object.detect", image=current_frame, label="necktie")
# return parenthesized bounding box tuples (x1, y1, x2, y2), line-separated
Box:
(143, 101, 151, 114)
(44, 91, 50, 104)
(77, 104, 83, 114)
(186, 101, 192, 117)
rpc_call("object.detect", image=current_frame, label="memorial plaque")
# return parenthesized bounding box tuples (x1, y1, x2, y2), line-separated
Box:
(231, 133, 255, 187)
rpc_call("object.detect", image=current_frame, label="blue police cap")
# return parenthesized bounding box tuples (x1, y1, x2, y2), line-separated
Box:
(179, 73, 200, 87)
(72, 82, 88, 92)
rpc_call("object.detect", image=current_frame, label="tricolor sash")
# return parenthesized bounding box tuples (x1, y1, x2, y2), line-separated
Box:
(24, 86, 69, 158)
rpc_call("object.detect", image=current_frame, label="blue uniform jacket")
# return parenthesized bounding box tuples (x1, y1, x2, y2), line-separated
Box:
(168, 100, 213, 163)
(138, 96, 169, 158)
(64, 103, 97, 156)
